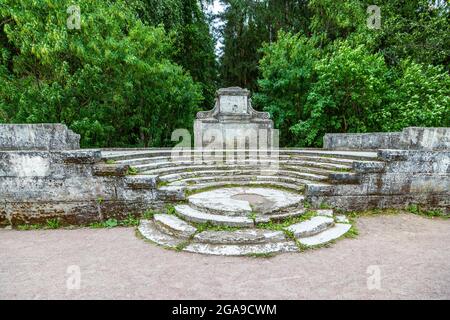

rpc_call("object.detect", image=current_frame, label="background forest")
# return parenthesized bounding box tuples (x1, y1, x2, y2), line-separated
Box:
(0, 0, 449, 147)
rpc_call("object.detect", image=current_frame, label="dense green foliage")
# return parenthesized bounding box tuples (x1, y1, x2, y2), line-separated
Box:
(0, 0, 215, 147)
(132, 0, 218, 108)
(0, 0, 448, 148)
(243, 0, 449, 146)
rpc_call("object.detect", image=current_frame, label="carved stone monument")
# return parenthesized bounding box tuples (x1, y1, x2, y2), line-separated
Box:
(194, 87, 275, 150)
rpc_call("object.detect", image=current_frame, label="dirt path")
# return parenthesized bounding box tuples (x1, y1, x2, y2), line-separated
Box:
(1, 213, 449, 300)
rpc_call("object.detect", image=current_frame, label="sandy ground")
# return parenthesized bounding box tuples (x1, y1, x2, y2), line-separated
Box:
(0, 213, 449, 300)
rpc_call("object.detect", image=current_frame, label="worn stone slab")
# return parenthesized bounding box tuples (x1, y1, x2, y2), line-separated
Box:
(286, 216, 335, 238)
(138, 219, 185, 248)
(263, 209, 306, 222)
(185, 181, 305, 193)
(154, 214, 197, 239)
(298, 223, 351, 246)
(315, 209, 334, 217)
(156, 186, 186, 201)
(193, 229, 286, 245)
(335, 215, 350, 223)
(175, 205, 254, 227)
(124, 175, 158, 189)
(188, 187, 304, 216)
(184, 241, 298, 256)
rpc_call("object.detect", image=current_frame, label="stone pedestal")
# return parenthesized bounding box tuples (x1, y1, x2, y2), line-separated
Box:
(194, 87, 275, 150)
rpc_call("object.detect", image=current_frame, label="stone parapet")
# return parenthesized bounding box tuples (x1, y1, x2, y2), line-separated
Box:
(0, 124, 80, 151)
(324, 127, 450, 151)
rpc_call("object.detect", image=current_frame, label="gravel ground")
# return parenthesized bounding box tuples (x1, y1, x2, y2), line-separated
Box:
(0, 213, 449, 300)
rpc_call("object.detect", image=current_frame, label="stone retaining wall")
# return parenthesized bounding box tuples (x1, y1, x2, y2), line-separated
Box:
(0, 150, 164, 226)
(306, 149, 450, 212)
(324, 127, 450, 151)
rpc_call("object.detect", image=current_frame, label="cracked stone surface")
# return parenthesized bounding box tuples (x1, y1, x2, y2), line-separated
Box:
(174, 204, 254, 227)
(188, 187, 304, 216)
(154, 214, 197, 239)
(138, 220, 185, 248)
(298, 223, 352, 246)
(336, 215, 350, 223)
(286, 216, 335, 238)
(184, 241, 299, 256)
(193, 229, 286, 245)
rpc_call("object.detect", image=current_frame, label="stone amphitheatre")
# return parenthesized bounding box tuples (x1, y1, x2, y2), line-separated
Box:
(0, 87, 449, 256)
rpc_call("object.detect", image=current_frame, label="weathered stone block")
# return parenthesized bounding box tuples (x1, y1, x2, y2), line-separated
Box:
(0, 124, 80, 150)
(93, 164, 130, 176)
(324, 127, 450, 151)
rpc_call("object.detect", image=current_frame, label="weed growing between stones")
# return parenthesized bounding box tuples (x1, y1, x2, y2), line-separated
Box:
(126, 166, 139, 175)
(157, 180, 169, 188)
(142, 210, 157, 220)
(406, 204, 448, 219)
(165, 205, 177, 216)
(17, 224, 44, 231)
(256, 210, 317, 231)
(245, 252, 276, 258)
(345, 207, 448, 220)
(46, 218, 60, 229)
(15, 218, 60, 230)
(319, 202, 332, 209)
(190, 221, 241, 233)
(89, 214, 140, 228)
(174, 241, 190, 252)
(184, 183, 302, 197)
(248, 212, 257, 224)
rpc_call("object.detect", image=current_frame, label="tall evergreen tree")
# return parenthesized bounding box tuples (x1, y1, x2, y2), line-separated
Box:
(134, 0, 219, 109)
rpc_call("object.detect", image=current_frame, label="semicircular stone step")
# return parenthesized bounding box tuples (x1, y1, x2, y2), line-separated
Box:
(188, 187, 304, 216)
(136, 159, 351, 172)
(174, 205, 254, 227)
(298, 223, 352, 247)
(145, 164, 341, 178)
(193, 229, 286, 245)
(262, 208, 306, 222)
(153, 214, 197, 239)
(158, 167, 335, 183)
(285, 216, 335, 238)
(138, 219, 186, 248)
(169, 173, 327, 187)
(184, 181, 306, 193)
(183, 241, 298, 256)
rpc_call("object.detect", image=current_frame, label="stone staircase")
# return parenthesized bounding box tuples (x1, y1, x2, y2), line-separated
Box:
(100, 148, 384, 255)
(102, 149, 382, 196)
(137, 186, 352, 256)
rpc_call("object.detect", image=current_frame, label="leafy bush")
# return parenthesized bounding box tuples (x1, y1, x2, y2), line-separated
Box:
(380, 60, 450, 131)
(0, 0, 202, 147)
(292, 42, 391, 146)
(257, 32, 449, 147)
(254, 32, 318, 146)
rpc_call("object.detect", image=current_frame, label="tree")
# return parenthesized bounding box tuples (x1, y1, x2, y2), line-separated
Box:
(291, 42, 391, 147)
(380, 60, 450, 131)
(253, 31, 318, 146)
(219, 0, 311, 91)
(133, 0, 219, 109)
(0, 0, 202, 147)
